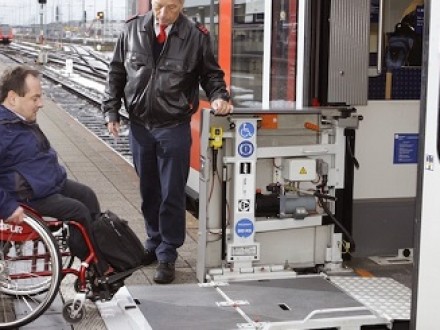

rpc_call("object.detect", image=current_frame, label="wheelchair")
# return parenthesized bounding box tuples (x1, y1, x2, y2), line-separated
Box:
(0, 204, 135, 328)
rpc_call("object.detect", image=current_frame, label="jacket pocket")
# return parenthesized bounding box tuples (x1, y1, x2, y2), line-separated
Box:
(157, 59, 191, 90)
(124, 51, 152, 114)
(125, 51, 151, 70)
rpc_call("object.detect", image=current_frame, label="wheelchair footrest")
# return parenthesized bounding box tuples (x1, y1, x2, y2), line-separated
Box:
(90, 265, 144, 301)
(99, 265, 144, 285)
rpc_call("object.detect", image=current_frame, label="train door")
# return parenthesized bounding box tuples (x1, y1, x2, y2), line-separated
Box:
(307, 0, 433, 327)
(135, 1, 423, 266)
(340, 0, 424, 260)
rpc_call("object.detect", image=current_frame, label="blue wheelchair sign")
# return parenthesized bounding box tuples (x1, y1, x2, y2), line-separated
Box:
(239, 122, 255, 139)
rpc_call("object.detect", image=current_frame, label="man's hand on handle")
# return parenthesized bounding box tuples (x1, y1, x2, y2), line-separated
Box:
(211, 99, 233, 115)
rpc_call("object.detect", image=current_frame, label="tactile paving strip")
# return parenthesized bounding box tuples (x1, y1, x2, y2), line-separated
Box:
(329, 276, 411, 320)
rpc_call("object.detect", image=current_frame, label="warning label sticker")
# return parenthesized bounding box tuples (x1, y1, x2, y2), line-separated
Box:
(238, 199, 250, 212)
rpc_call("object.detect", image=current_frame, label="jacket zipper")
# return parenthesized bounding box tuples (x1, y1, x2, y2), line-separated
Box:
(145, 71, 154, 129)
(145, 32, 171, 129)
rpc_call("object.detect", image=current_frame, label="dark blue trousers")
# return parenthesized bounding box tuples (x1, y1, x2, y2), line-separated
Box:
(129, 121, 191, 263)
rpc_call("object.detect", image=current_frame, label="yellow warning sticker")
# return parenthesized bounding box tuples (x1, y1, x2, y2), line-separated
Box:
(299, 167, 307, 175)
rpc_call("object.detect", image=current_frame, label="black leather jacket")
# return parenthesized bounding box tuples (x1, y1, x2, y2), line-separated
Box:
(102, 12, 229, 128)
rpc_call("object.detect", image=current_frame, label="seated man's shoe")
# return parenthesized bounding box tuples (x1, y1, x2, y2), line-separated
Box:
(142, 249, 157, 266)
(153, 262, 175, 284)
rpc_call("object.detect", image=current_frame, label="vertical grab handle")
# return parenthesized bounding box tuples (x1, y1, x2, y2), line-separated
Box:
(376, 0, 385, 75)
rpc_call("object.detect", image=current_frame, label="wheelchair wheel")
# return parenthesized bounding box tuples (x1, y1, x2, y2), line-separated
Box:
(62, 299, 86, 324)
(0, 212, 62, 329)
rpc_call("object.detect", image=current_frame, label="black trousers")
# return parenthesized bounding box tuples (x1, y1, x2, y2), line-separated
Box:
(27, 179, 108, 273)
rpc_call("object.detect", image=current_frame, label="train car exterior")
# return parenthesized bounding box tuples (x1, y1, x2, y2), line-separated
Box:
(0, 24, 13, 45)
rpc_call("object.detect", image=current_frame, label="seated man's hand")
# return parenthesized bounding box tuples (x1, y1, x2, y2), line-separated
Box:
(6, 206, 24, 223)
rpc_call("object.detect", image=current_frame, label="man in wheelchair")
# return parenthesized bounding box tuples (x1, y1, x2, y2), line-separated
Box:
(0, 65, 112, 277)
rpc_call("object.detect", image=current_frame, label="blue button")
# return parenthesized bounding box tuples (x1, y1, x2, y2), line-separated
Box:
(235, 219, 254, 238)
(238, 141, 254, 158)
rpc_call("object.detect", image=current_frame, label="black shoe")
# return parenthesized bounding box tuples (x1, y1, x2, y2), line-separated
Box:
(153, 262, 175, 284)
(142, 249, 157, 266)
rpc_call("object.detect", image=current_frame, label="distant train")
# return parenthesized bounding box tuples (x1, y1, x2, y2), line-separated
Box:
(0, 24, 13, 45)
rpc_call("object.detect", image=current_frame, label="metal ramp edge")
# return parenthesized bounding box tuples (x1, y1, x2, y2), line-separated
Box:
(96, 286, 152, 330)
(329, 276, 411, 321)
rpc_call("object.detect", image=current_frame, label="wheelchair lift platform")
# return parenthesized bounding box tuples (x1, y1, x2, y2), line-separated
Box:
(96, 276, 411, 330)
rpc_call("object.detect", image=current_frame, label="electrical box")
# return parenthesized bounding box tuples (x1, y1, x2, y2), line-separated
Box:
(282, 158, 317, 181)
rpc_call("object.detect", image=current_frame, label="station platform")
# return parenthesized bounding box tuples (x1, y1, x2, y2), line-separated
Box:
(0, 62, 413, 329)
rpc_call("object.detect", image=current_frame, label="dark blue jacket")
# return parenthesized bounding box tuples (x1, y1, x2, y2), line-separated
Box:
(0, 105, 67, 219)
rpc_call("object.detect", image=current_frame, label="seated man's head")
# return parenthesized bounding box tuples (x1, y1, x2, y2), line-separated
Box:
(0, 66, 43, 122)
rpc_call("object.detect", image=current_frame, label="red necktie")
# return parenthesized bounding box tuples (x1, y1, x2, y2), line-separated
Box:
(157, 24, 168, 44)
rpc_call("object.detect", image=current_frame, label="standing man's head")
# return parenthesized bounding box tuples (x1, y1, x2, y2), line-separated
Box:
(0, 66, 43, 122)
(152, 0, 184, 25)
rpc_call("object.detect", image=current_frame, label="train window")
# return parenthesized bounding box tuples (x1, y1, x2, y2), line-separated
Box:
(231, 1, 265, 108)
(368, 0, 424, 100)
(270, 0, 298, 107)
(230, 0, 298, 108)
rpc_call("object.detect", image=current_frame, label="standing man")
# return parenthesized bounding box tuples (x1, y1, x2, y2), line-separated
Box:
(102, 0, 232, 284)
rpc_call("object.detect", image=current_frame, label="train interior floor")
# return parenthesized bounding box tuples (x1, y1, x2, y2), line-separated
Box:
(345, 255, 413, 288)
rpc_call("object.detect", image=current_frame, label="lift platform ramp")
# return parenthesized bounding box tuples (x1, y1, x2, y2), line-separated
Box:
(95, 109, 409, 329)
(96, 275, 410, 329)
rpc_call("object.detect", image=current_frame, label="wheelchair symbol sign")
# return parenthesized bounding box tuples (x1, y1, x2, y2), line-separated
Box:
(238, 141, 254, 158)
(239, 122, 255, 139)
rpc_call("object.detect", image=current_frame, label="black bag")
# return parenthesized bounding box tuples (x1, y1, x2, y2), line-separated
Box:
(92, 210, 145, 272)
(385, 23, 415, 70)
(385, 18, 422, 70)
